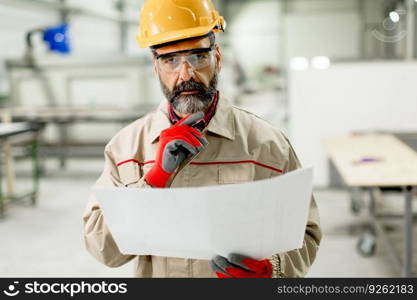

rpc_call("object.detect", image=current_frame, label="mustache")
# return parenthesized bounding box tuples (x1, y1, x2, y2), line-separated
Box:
(171, 80, 207, 99)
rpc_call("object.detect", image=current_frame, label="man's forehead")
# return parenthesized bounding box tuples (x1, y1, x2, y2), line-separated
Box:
(154, 36, 211, 56)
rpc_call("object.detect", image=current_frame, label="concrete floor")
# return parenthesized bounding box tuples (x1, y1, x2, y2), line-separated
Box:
(0, 158, 415, 277)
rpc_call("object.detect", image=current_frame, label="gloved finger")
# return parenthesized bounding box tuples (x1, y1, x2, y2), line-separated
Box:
(229, 255, 272, 276)
(240, 258, 269, 274)
(168, 126, 204, 148)
(175, 140, 199, 157)
(178, 130, 207, 151)
(166, 140, 198, 157)
(193, 119, 206, 132)
(211, 257, 259, 278)
(209, 258, 230, 277)
(162, 126, 206, 154)
(190, 131, 208, 149)
(226, 267, 258, 278)
(168, 123, 203, 137)
(162, 140, 198, 172)
(230, 254, 271, 274)
(185, 125, 205, 137)
(175, 150, 188, 168)
(183, 126, 208, 149)
(228, 253, 255, 272)
(211, 255, 237, 275)
(177, 112, 204, 127)
(215, 272, 233, 278)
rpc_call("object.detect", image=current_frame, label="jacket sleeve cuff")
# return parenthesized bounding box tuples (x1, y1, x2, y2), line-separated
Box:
(269, 253, 285, 278)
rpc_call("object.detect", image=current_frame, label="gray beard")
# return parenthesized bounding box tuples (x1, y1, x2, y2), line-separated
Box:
(160, 73, 218, 115)
(171, 94, 209, 115)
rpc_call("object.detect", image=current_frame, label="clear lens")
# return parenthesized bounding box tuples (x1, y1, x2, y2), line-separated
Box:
(157, 49, 213, 73)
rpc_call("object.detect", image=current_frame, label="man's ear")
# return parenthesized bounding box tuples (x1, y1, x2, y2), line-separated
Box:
(215, 44, 222, 72)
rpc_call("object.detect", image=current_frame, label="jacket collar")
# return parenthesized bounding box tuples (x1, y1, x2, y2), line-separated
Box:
(149, 93, 235, 144)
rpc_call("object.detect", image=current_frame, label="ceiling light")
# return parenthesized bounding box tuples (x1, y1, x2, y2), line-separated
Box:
(311, 56, 331, 70)
(389, 11, 400, 23)
(290, 57, 309, 71)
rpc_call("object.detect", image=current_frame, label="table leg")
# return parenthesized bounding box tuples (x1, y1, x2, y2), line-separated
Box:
(4, 143, 15, 198)
(0, 147, 4, 218)
(403, 186, 414, 277)
(369, 187, 377, 216)
(58, 122, 68, 170)
(31, 139, 40, 205)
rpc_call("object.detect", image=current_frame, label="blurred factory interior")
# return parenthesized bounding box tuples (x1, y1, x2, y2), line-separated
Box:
(0, 0, 416, 277)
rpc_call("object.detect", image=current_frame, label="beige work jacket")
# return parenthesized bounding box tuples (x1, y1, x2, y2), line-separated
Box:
(83, 95, 322, 278)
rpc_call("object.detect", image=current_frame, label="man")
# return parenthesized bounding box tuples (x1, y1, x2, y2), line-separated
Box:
(83, 0, 321, 278)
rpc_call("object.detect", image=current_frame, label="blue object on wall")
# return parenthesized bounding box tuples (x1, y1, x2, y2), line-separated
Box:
(42, 24, 71, 54)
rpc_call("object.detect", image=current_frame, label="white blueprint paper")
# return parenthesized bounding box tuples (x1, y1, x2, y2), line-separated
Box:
(92, 167, 313, 260)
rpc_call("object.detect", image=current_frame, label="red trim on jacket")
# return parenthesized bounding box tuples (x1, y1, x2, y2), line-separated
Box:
(116, 159, 155, 167)
(117, 159, 283, 174)
(190, 160, 284, 174)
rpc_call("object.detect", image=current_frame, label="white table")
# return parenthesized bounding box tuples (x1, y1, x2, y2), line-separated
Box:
(323, 134, 417, 277)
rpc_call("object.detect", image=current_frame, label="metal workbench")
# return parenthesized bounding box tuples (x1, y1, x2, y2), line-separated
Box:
(0, 122, 44, 218)
(3, 107, 147, 169)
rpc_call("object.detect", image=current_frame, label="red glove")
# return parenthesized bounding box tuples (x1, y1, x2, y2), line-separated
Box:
(145, 112, 208, 188)
(210, 254, 272, 278)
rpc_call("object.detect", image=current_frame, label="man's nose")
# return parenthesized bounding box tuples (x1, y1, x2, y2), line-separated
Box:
(178, 59, 195, 82)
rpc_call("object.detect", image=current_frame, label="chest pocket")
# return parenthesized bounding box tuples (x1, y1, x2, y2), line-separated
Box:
(218, 163, 255, 184)
(219, 161, 284, 184)
(185, 161, 256, 187)
(118, 162, 142, 187)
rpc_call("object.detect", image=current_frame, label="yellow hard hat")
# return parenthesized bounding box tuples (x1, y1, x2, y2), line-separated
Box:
(137, 0, 226, 48)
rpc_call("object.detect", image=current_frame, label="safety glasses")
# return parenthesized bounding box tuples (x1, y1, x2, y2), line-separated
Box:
(155, 46, 214, 73)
